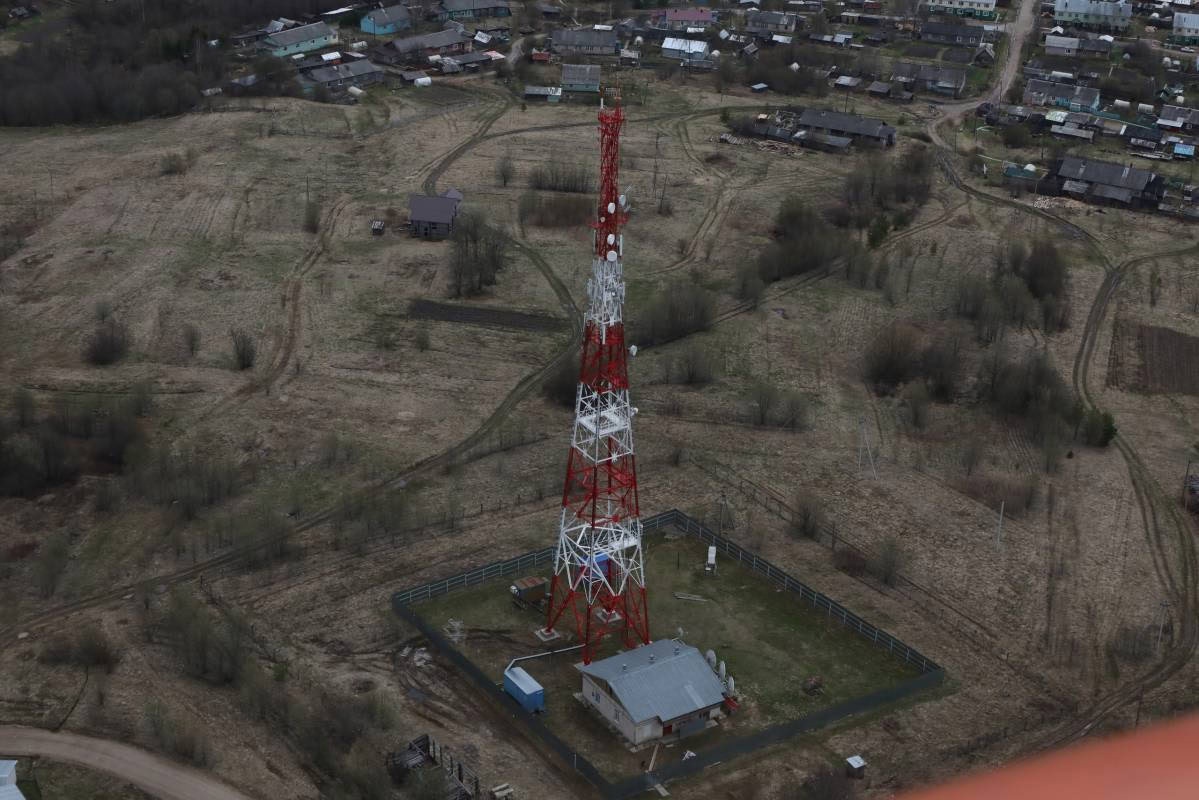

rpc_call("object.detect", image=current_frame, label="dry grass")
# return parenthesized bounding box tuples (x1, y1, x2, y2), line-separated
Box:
(0, 72, 1197, 800)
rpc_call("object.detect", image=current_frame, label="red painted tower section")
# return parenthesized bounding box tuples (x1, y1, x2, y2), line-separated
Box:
(543, 100, 650, 665)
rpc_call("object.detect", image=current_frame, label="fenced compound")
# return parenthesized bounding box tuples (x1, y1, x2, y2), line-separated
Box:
(392, 509, 945, 799)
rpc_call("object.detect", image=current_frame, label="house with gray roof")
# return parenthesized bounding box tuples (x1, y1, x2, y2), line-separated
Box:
(438, 0, 512, 21)
(890, 62, 967, 97)
(307, 60, 385, 91)
(1051, 156, 1166, 206)
(745, 10, 797, 36)
(263, 21, 337, 57)
(918, 21, 985, 47)
(409, 190, 463, 238)
(1022, 78, 1100, 112)
(795, 108, 897, 146)
(376, 27, 472, 63)
(361, 5, 412, 36)
(1053, 0, 1131, 30)
(549, 27, 620, 55)
(562, 63, 601, 92)
(579, 640, 727, 746)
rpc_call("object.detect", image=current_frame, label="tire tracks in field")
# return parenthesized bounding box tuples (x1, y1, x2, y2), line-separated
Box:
(1, 100, 580, 641)
(929, 107, 1199, 746)
(2, 106, 778, 642)
(1036, 242, 1199, 748)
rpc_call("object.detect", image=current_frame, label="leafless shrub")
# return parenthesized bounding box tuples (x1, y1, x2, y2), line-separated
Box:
(670, 344, 715, 385)
(953, 472, 1040, 515)
(182, 323, 201, 357)
(638, 283, 715, 346)
(84, 318, 130, 365)
(303, 200, 320, 233)
(159, 152, 189, 176)
(12, 387, 35, 428)
(868, 535, 905, 587)
(789, 493, 826, 540)
(230, 329, 256, 370)
(863, 322, 921, 393)
(528, 160, 593, 193)
(541, 354, 578, 408)
(34, 531, 70, 598)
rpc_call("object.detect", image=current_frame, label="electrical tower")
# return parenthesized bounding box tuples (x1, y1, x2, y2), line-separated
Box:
(543, 98, 650, 664)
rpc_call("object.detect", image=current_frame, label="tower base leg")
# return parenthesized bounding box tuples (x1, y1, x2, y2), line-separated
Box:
(535, 627, 563, 643)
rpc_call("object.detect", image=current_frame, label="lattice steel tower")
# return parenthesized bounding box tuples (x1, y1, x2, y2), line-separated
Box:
(543, 98, 650, 664)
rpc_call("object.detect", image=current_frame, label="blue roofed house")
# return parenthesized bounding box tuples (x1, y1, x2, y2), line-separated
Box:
(361, 5, 412, 36)
(579, 640, 727, 746)
(263, 21, 338, 57)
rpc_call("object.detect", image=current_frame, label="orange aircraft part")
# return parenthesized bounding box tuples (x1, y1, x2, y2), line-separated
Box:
(900, 713, 1199, 800)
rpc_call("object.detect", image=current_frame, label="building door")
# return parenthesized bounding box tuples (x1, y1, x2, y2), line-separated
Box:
(663, 724, 673, 734)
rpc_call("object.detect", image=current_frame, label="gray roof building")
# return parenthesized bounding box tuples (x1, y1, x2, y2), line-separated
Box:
(579, 640, 725, 726)
(364, 5, 411, 27)
(1056, 156, 1153, 193)
(442, 0, 512, 13)
(391, 27, 470, 53)
(562, 63, 601, 84)
(1023, 78, 1100, 110)
(550, 27, 620, 51)
(745, 9, 796, 31)
(265, 21, 334, 48)
(410, 194, 461, 223)
(890, 62, 967, 95)
(1052, 155, 1165, 206)
(409, 191, 463, 238)
(796, 108, 897, 144)
(918, 21, 985, 44)
(308, 59, 384, 87)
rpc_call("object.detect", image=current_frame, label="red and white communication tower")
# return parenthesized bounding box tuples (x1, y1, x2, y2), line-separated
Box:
(542, 98, 650, 664)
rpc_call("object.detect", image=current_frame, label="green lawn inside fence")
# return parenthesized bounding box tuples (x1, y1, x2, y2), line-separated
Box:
(416, 534, 921, 779)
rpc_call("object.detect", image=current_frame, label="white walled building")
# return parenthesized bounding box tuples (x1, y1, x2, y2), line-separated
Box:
(578, 640, 726, 746)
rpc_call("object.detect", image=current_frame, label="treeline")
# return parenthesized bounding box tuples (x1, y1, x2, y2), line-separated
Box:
(955, 237, 1071, 340)
(0, 0, 320, 126)
(150, 588, 399, 795)
(863, 322, 1116, 459)
(736, 195, 845, 306)
(448, 211, 509, 297)
(830, 145, 934, 238)
(745, 49, 831, 97)
(0, 385, 149, 499)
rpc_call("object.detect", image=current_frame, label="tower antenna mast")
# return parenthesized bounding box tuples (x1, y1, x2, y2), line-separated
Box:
(542, 93, 650, 664)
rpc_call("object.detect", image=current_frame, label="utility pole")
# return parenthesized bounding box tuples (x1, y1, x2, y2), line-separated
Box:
(995, 500, 1005, 548)
(857, 416, 878, 479)
(1157, 600, 1171, 650)
(1182, 458, 1193, 508)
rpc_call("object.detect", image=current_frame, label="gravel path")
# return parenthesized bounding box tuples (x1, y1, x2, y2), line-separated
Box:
(0, 726, 254, 800)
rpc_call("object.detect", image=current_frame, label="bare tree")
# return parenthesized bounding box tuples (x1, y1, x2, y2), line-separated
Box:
(495, 153, 515, 187)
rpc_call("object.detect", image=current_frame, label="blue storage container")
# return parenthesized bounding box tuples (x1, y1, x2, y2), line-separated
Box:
(503, 666, 545, 713)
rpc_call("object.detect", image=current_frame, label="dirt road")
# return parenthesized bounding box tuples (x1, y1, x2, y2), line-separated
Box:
(0, 726, 254, 800)
(930, 0, 1038, 140)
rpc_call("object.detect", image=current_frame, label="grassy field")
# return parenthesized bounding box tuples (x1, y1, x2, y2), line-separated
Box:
(417, 532, 921, 778)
